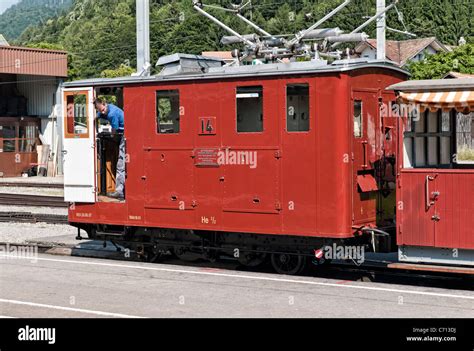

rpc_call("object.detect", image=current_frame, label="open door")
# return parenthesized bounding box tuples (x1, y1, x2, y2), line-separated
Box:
(352, 90, 378, 225)
(62, 88, 96, 203)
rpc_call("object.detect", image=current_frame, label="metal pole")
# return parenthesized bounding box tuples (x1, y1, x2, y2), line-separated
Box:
(236, 13, 272, 37)
(289, 0, 351, 46)
(331, 1, 397, 48)
(136, 0, 151, 76)
(376, 0, 386, 60)
(194, 4, 257, 48)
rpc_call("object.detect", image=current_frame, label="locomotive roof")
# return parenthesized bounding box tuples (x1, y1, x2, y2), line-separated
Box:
(387, 78, 474, 92)
(62, 59, 408, 88)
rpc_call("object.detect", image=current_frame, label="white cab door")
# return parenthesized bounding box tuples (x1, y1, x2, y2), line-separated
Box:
(62, 88, 96, 203)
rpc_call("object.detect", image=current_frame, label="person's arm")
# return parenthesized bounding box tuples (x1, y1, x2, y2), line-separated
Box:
(109, 113, 120, 134)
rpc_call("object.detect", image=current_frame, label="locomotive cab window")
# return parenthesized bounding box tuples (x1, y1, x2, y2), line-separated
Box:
(236, 86, 263, 133)
(286, 84, 309, 132)
(157, 90, 180, 134)
(353, 100, 363, 138)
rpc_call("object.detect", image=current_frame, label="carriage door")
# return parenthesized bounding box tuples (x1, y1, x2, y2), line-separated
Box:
(352, 90, 378, 225)
(62, 88, 96, 203)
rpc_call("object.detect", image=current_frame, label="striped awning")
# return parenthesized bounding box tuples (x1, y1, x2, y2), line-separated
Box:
(398, 90, 474, 113)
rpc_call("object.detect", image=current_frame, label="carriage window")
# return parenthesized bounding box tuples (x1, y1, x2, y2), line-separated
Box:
(287, 84, 309, 132)
(404, 110, 453, 168)
(236, 86, 263, 133)
(156, 90, 180, 134)
(456, 112, 474, 163)
(353, 100, 363, 138)
(66, 94, 88, 136)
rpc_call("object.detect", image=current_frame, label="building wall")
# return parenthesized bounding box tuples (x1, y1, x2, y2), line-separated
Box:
(360, 47, 376, 60)
(16, 74, 63, 175)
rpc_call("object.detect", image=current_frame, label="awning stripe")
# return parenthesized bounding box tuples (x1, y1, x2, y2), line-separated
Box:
(398, 90, 474, 113)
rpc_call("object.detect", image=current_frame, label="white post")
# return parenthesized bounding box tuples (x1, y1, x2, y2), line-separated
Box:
(136, 0, 151, 76)
(376, 0, 386, 60)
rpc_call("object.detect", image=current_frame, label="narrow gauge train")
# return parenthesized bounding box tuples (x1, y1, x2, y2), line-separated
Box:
(62, 54, 409, 275)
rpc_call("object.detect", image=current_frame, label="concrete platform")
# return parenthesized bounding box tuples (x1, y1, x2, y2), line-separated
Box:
(0, 176, 63, 186)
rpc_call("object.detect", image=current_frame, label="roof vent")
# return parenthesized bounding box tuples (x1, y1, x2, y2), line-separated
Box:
(156, 53, 225, 76)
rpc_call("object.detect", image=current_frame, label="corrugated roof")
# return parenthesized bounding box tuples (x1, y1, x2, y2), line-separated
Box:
(0, 45, 67, 77)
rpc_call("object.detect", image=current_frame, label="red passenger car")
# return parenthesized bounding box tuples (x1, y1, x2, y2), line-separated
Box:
(62, 55, 407, 274)
(389, 78, 474, 267)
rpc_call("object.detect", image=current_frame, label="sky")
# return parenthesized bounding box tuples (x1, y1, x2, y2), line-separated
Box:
(0, 0, 21, 15)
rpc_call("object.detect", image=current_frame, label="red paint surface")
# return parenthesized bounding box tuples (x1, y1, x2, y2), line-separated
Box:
(69, 68, 404, 239)
(398, 169, 474, 250)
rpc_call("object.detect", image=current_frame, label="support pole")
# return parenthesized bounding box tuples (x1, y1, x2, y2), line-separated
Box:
(376, 0, 386, 60)
(136, 0, 151, 76)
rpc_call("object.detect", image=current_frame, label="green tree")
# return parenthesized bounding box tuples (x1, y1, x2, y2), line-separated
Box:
(100, 64, 135, 78)
(408, 44, 474, 80)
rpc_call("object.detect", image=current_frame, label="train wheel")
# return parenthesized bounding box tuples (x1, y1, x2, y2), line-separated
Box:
(143, 245, 163, 263)
(270, 253, 306, 275)
(237, 252, 267, 268)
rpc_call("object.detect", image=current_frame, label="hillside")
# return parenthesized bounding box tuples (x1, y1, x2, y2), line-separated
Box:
(0, 0, 73, 42)
(16, 0, 474, 80)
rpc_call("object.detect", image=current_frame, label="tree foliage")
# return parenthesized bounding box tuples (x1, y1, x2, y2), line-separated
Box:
(408, 44, 474, 80)
(12, 0, 474, 80)
(0, 0, 73, 41)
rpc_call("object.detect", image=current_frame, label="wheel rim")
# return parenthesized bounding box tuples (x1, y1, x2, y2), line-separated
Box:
(271, 253, 306, 275)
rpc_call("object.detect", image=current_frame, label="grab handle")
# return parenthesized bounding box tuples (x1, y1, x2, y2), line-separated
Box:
(425, 175, 435, 210)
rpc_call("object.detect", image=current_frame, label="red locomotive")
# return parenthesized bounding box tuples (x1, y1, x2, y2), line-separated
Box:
(59, 0, 474, 275)
(62, 55, 410, 274)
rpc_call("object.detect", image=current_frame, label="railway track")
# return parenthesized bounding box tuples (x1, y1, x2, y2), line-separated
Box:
(0, 193, 68, 208)
(0, 182, 63, 189)
(0, 212, 68, 225)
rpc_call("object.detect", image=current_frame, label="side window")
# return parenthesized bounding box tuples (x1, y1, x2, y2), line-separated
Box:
(404, 110, 453, 168)
(353, 100, 363, 138)
(0, 125, 16, 152)
(286, 84, 310, 132)
(456, 112, 474, 163)
(66, 93, 88, 137)
(156, 90, 180, 134)
(236, 86, 263, 133)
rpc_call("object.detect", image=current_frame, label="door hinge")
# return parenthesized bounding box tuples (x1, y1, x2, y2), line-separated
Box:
(275, 202, 282, 211)
(274, 150, 282, 159)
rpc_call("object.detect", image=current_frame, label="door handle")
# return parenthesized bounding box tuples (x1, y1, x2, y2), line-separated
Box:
(361, 141, 368, 168)
(425, 175, 435, 210)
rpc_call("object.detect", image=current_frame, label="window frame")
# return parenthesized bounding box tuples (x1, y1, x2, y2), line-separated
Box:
(285, 83, 310, 133)
(155, 89, 181, 135)
(64, 91, 91, 139)
(353, 100, 363, 138)
(404, 109, 454, 168)
(236, 85, 264, 134)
